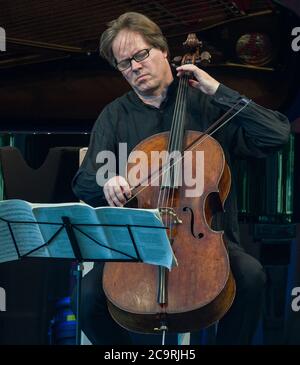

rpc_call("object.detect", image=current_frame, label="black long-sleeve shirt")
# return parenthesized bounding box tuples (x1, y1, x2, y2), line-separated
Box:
(72, 80, 290, 247)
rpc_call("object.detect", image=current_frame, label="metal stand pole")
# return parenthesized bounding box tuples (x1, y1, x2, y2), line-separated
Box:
(75, 261, 83, 345)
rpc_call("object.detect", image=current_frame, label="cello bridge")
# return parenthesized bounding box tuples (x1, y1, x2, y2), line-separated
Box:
(159, 207, 182, 224)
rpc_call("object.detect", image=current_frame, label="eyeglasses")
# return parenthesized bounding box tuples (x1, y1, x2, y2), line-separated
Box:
(116, 48, 153, 71)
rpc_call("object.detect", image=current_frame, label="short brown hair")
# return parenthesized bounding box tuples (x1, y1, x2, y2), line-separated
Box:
(99, 12, 169, 67)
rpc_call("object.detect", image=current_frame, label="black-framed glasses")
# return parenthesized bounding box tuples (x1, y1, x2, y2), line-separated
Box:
(116, 48, 153, 71)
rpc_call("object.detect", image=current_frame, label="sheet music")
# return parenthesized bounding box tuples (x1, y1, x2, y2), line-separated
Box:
(95, 207, 177, 268)
(33, 204, 175, 268)
(0, 200, 176, 269)
(32, 204, 109, 260)
(0, 200, 49, 263)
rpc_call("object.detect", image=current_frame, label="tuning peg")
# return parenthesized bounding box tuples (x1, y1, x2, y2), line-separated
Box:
(171, 56, 183, 67)
(198, 51, 211, 66)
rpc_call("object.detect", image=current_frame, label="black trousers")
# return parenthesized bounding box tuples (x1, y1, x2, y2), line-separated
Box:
(71, 243, 266, 345)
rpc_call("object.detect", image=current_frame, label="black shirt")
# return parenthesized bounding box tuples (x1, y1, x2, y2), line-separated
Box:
(72, 80, 290, 247)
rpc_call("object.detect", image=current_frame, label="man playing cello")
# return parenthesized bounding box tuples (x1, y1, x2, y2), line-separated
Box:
(72, 12, 290, 345)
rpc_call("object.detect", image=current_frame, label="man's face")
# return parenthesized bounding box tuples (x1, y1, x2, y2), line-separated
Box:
(112, 30, 171, 96)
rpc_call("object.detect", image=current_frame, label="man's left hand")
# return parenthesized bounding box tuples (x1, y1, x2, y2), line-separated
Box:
(176, 64, 220, 96)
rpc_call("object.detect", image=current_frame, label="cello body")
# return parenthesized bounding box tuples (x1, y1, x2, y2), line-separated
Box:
(103, 130, 236, 333)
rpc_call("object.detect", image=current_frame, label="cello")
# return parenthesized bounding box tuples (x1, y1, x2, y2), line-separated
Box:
(103, 34, 241, 335)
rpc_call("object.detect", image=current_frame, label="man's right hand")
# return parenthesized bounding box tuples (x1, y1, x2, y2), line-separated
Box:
(103, 176, 132, 207)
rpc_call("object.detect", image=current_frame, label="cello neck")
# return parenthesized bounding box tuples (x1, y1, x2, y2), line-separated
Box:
(160, 75, 189, 190)
(168, 74, 189, 155)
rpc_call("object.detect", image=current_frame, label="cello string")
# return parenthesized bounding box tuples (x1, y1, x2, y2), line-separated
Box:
(155, 75, 186, 307)
(125, 98, 250, 205)
(169, 74, 188, 221)
(157, 73, 185, 210)
(156, 72, 178, 230)
(155, 75, 186, 309)
(168, 74, 188, 227)
(166, 74, 187, 233)
(157, 74, 180, 209)
(159, 73, 186, 232)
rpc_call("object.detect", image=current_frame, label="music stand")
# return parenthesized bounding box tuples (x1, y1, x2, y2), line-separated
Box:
(0, 212, 169, 345)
